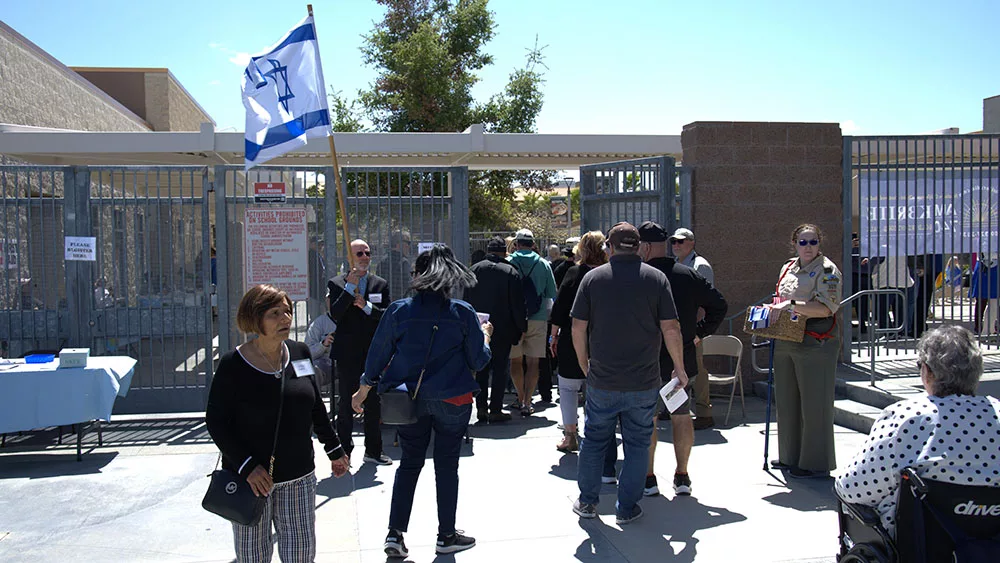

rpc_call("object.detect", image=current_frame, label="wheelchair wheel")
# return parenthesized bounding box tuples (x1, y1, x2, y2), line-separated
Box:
(838, 544, 891, 563)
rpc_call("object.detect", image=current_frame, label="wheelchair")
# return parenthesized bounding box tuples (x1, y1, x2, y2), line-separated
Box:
(836, 467, 1000, 563)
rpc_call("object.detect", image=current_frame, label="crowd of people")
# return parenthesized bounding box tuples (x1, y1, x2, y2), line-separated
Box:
(205, 220, 1000, 562)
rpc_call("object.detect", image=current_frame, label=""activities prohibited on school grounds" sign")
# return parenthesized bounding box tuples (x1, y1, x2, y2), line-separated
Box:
(244, 207, 308, 300)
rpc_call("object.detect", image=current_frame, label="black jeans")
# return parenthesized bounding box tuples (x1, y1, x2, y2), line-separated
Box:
(476, 340, 512, 414)
(335, 359, 383, 457)
(389, 399, 471, 535)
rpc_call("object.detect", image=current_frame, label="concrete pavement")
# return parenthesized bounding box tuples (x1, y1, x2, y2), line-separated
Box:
(0, 393, 869, 563)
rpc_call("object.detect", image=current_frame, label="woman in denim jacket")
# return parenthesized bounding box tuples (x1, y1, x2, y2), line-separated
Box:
(352, 244, 492, 558)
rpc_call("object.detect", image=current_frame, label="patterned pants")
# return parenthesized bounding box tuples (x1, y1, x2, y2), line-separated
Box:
(232, 471, 317, 563)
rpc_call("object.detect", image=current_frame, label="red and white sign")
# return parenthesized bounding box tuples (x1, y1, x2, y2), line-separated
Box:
(244, 207, 308, 300)
(253, 182, 287, 203)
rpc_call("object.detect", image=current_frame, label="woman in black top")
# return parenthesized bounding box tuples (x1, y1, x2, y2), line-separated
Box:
(549, 231, 608, 452)
(206, 284, 349, 563)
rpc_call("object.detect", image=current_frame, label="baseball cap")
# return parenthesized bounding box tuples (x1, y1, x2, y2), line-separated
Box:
(669, 227, 695, 241)
(486, 236, 507, 252)
(514, 228, 534, 243)
(607, 222, 640, 249)
(638, 221, 669, 242)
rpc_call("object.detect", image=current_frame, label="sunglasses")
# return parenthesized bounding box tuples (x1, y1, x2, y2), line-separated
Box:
(670, 239, 688, 245)
(798, 239, 819, 246)
(355, 250, 371, 257)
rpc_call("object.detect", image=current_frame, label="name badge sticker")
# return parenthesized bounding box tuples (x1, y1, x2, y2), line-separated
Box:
(370, 293, 383, 304)
(291, 359, 315, 378)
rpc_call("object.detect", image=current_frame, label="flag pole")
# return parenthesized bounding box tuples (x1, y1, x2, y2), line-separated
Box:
(307, 4, 354, 272)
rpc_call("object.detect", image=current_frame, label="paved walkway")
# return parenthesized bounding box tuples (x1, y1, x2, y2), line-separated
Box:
(0, 393, 869, 563)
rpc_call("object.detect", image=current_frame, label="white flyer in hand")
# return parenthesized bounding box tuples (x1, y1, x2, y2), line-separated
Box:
(659, 377, 688, 413)
(476, 312, 490, 324)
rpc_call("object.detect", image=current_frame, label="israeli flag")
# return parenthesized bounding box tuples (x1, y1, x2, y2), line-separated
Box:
(243, 15, 330, 170)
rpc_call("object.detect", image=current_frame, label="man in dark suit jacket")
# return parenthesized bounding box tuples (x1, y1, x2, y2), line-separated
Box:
(463, 236, 527, 423)
(328, 239, 391, 465)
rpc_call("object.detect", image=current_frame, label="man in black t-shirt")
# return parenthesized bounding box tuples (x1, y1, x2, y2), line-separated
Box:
(638, 221, 728, 498)
(569, 222, 688, 525)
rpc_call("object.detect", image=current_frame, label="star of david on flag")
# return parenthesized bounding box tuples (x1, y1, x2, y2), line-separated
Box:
(242, 15, 331, 170)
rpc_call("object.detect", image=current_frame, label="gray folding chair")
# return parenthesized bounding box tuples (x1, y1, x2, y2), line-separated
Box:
(701, 335, 746, 425)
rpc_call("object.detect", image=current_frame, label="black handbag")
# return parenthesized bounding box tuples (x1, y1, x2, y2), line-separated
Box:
(202, 370, 285, 526)
(381, 322, 439, 426)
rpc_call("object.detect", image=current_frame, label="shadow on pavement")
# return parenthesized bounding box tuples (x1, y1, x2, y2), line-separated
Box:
(574, 494, 747, 563)
(0, 451, 118, 479)
(468, 414, 557, 439)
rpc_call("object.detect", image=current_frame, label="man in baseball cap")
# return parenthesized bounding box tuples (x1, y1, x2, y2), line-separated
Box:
(569, 220, 688, 524)
(637, 221, 727, 497)
(667, 227, 717, 430)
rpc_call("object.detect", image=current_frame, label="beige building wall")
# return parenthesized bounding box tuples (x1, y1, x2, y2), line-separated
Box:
(0, 23, 149, 132)
(986, 95, 1000, 134)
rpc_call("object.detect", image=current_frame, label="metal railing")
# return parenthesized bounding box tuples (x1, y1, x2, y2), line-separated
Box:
(739, 289, 907, 386)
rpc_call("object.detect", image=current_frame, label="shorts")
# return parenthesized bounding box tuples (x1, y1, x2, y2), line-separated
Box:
(510, 319, 547, 359)
(656, 374, 695, 417)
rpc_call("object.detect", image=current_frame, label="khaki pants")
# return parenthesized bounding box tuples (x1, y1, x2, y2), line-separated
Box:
(693, 345, 712, 418)
(772, 337, 839, 472)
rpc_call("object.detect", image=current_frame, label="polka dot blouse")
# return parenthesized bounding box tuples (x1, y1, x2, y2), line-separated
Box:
(834, 394, 1000, 537)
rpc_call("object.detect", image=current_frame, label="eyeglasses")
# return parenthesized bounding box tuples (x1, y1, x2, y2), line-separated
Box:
(798, 239, 819, 246)
(355, 250, 371, 257)
(670, 239, 687, 245)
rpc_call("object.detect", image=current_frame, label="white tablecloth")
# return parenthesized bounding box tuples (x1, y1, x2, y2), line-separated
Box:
(0, 356, 136, 434)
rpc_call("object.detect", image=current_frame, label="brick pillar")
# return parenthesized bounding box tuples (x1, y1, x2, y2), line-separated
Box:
(681, 122, 844, 366)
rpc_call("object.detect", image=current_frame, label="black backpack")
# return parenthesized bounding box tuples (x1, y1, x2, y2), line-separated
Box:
(516, 259, 543, 317)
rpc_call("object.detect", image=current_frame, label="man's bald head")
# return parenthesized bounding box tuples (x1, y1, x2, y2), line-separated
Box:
(351, 239, 371, 270)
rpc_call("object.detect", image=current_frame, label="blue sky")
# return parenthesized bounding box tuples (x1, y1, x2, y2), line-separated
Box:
(3, 0, 998, 135)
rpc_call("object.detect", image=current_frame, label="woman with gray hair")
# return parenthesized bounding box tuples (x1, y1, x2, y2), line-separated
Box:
(835, 325, 1000, 538)
(351, 244, 493, 557)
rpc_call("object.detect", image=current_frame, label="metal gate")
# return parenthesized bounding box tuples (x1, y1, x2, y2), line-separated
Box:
(579, 156, 684, 234)
(86, 166, 214, 413)
(214, 165, 469, 356)
(0, 165, 215, 413)
(844, 134, 1000, 367)
(0, 166, 67, 358)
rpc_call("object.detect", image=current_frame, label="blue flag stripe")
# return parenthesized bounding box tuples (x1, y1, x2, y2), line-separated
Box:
(244, 109, 330, 163)
(251, 23, 317, 62)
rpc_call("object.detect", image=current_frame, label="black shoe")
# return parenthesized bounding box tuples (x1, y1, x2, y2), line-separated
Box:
(488, 411, 512, 423)
(436, 530, 476, 554)
(788, 467, 830, 479)
(693, 416, 715, 430)
(643, 474, 659, 496)
(673, 473, 692, 496)
(364, 452, 393, 466)
(476, 408, 488, 423)
(505, 399, 522, 411)
(770, 460, 794, 470)
(384, 529, 408, 558)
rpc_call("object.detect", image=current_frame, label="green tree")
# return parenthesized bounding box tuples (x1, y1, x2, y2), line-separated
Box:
(329, 0, 550, 230)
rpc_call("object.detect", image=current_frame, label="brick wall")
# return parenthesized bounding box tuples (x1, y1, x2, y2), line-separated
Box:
(0, 26, 148, 132)
(166, 74, 213, 131)
(681, 122, 844, 363)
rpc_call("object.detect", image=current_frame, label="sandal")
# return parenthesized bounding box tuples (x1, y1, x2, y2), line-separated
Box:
(556, 431, 579, 453)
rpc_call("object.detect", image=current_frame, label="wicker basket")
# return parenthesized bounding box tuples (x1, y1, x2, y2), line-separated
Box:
(743, 305, 806, 343)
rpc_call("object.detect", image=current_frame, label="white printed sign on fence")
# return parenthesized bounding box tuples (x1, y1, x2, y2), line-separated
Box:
(65, 237, 97, 261)
(244, 207, 308, 300)
(0, 240, 17, 269)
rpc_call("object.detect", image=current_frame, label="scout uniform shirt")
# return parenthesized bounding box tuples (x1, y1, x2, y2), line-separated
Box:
(776, 254, 842, 338)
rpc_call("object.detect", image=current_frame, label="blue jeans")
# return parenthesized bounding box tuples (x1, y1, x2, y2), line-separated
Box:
(388, 399, 471, 535)
(578, 386, 659, 518)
